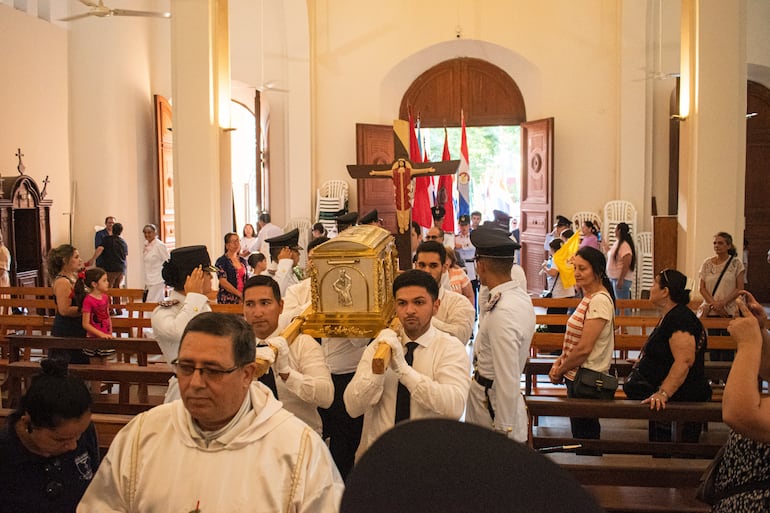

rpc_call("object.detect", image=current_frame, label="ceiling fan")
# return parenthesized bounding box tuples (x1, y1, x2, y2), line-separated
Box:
(60, 0, 171, 22)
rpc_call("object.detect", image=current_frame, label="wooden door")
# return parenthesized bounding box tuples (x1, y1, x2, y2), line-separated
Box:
(519, 118, 554, 295)
(744, 81, 770, 302)
(154, 95, 175, 249)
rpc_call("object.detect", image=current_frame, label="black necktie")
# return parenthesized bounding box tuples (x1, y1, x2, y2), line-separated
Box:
(257, 341, 278, 398)
(394, 342, 419, 424)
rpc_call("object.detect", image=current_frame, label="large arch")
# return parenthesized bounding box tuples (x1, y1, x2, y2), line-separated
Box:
(398, 57, 526, 127)
(379, 39, 541, 125)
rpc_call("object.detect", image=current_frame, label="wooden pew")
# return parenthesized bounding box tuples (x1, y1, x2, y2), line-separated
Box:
(530, 297, 736, 354)
(523, 357, 732, 398)
(0, 407, 133, 457)
(4, 361, 171, 414)
(525, 396, 725, 458)
(527, 396, 721, 512)
(3, 335, 168, 414)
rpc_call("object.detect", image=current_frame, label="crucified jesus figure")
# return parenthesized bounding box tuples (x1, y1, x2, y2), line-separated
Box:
(367, 158, 436, 233)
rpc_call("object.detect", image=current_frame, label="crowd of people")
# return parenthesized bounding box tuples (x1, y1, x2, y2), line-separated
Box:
(4, 205, 767, 511)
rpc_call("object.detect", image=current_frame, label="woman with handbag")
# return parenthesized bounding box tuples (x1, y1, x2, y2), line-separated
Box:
(549, 246, 616, 441)
(706, 293, 770, 511)
(698, 232, 745, 361)
(624, 269, 712, 442)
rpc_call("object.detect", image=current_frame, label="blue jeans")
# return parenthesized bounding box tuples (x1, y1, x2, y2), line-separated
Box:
(611, 278, 632, 315)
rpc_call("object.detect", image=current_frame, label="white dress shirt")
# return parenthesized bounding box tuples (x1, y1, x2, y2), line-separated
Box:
(344, 326, 470, 460)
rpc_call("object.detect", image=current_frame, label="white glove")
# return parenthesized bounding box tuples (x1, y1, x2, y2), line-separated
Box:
(268, 336, 291, 375)
(378, 329, 409, 376)
(254, 345, 276, 365)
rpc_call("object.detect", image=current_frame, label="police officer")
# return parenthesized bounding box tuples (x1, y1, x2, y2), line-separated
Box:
(265, 228, 303, 297)
(465, 227, 535, 442)
(151, 245, 216, 402)
(358, 209, 381, 226)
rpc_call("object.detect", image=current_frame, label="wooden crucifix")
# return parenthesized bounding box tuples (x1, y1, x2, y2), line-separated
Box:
(346, 120, 460, 269)
(347, 158, 459, 234)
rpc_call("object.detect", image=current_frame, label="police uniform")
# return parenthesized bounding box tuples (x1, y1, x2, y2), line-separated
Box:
(358, 209, 379, 225)
(151, 245, 215, 402)
(335, 211, 358, 234)
(265, 228, 303, 297)
(455, 214, 476, 283)
(465, 228, 535, 442)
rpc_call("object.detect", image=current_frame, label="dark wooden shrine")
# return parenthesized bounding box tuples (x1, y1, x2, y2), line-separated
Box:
(0, 149, 53, 287)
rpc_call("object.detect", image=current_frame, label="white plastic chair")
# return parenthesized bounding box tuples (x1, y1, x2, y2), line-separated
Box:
(284, 217, 312, 268)
(603, 200, 638, 250)
(635, 232, 654, 299)
(571, 211, 602, 243)
(315, 180, 349, 221)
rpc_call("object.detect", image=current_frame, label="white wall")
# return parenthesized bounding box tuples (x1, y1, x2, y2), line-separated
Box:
(0, 4, 70, 247)
(67, 0, 171, 288)
(309, 0, 622, 221)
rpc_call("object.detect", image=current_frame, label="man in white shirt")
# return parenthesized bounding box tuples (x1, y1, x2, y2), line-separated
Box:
(465, 227, 535, 443)
(414, 240, 476, 345)
(344, 270, 470, 461)
(242, 275, 333, 435)
(279, 235, 368, 480)
(255, 212, 284, 257)
(79, 312, 343, 513)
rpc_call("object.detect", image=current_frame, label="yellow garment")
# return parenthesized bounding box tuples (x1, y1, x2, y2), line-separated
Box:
(554, 231, 580, 288)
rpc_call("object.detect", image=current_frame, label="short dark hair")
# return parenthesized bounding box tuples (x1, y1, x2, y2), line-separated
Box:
(393, 269, 439, 301)
(243, 274, 282, 302)
(259, 213, 271, 224)
(428, 227, 445, 238)
(549, 238, 563, 251)
(471, 211, 482, 217)
(415, 240, 447, 265)
(18, 359, 91, 429)
(112, 222, 124, 236)
(411, 221, 421, 237)
(247, 252, 266, 268)
(180, 312, 256, 366)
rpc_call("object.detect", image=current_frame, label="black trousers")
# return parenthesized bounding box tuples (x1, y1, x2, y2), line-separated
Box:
(565, 378, 601, 440)
(318, 372, 363, 480)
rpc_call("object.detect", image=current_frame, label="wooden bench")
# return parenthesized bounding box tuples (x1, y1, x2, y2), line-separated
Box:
(546, 454, 711, 512)
(526, 396, 725, 457)
(527, 396, 721, 512)
(523, 357, 732, 398)
(530, 297, 736, 353)
(0, 407, 132, 457)
(5, 334, 162, 365)
(4, 360, 171, 414)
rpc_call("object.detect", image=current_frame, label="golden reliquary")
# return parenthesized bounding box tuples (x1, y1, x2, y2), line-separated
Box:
(302, 225, 397, 338)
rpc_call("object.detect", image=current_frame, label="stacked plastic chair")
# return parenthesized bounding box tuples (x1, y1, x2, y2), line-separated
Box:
(315, 179, 349, 237)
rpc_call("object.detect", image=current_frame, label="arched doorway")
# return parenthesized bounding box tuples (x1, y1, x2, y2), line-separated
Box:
(356, 57, 554, 292)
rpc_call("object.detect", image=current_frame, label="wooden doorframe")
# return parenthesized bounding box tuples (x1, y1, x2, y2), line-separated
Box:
(154, 95, 174, 249)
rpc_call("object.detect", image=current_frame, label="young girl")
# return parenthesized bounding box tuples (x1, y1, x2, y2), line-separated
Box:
(75, 268, 116, 363)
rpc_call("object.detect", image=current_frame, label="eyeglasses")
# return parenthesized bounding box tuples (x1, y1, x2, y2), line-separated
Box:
(44, 460, 63, 500)
(171, 359, 241, 380)
(425, 235, 442, 240)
